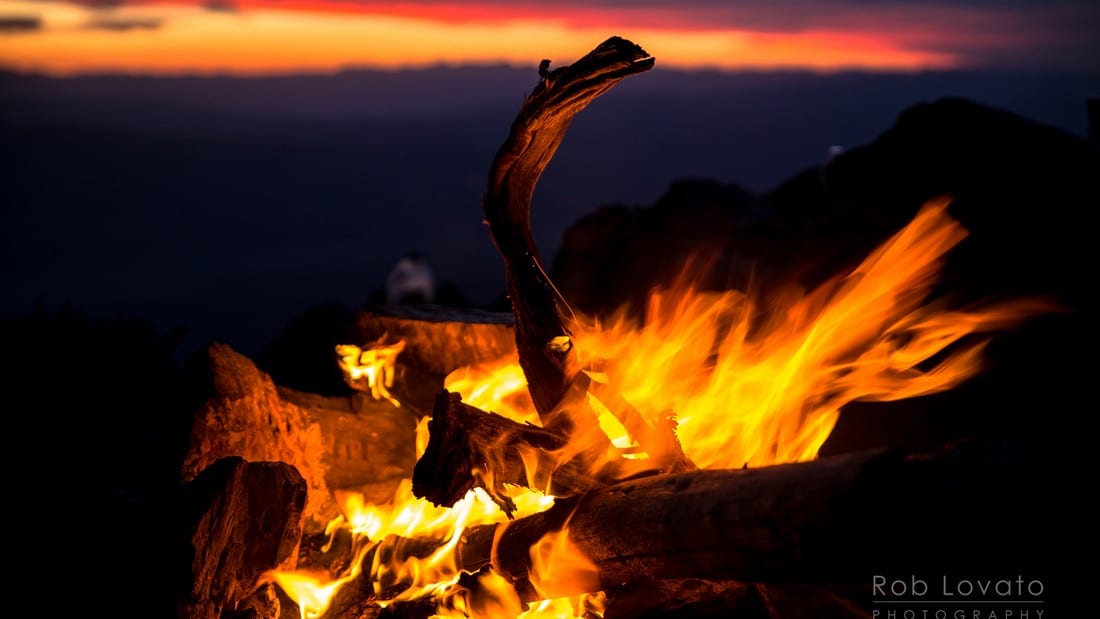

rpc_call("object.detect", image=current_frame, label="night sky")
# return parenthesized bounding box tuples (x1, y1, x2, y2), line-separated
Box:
(2, 0, 1098, 360)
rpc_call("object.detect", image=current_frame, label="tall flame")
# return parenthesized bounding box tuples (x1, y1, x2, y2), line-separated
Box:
(448, 197, 1049, 470)
(277, 197, 1050, 618)
(572, 197, 1048, 468)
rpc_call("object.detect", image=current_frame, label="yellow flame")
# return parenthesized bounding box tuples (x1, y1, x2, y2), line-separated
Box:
(431, 530, 606, 619)
(273, 479, 555, 618)
(444, 197, 1049, 470)
(445, 352, 541, 426)
(572, 197, 1048, 468)
(528, 528, 601, 601)
(277, 196, 1051, 618)
(336, 339, 406, 407)
(271, 571, 347, 619)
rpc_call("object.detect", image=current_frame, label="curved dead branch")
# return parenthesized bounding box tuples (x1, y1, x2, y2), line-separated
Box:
(483, 36, 654, 433)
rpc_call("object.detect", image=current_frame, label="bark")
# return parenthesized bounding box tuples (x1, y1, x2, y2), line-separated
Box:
(352, 305, 515, 377)
(179, 457, 308, 619)
(460, 437, 1053, 589)
(481, 36, 695, 474)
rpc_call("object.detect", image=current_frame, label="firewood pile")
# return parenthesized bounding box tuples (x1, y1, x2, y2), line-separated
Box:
(173, 37, 1077, 619)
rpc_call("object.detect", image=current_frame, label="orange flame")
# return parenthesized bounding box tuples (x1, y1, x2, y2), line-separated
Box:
(336, 339, 406, 406)
(446, 197, 1050, 471)
(527, 528, 601, 602)
(572, 197, 1049, 468)
(445, 352, 540, 426)
(277, 196, 1050, 618)
(274, 480, 556, 618)
(434, 528, 606, 619)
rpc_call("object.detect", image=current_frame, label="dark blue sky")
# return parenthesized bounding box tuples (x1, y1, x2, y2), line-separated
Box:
(3, 65, 1097, 360)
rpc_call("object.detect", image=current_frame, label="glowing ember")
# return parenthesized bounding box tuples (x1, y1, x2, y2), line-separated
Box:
(273, 481, 556, 618)
(336, 339, 406, 407)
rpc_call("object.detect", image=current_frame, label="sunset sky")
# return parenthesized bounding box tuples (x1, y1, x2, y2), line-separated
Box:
(1, 0, 1098, 75)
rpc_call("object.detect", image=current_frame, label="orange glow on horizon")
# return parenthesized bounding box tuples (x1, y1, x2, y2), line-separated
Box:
(0, 0, 960, 76)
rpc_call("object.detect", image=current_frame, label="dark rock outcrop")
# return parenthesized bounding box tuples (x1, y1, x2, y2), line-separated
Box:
(551, 97, 1099, 455)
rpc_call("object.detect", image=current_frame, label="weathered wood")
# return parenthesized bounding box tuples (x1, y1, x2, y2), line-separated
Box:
(352, 305, 515, 377)
(482, 36, 653, 431)
(456, 437, 1054, 592)
(179, 457, 308, 619)
(279, 386, 419, 505)
(604, 580, 759, 618)
(478, 36, 696, 478)
(326, 437, 1054, 617)
(752, 583, 874, 619)
(183, 342, 339, 527)
(412, 391, 613, 512)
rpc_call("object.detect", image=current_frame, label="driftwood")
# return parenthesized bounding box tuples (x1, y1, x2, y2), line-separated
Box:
(405, 37, 694, 515)
(179, 457, 308, 619)
(325, 436, 1054, 618)
(482, 36, 652, 432)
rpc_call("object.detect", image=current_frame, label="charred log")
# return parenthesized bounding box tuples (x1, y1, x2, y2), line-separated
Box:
(328, 437, 1054, 616)
(457, 437, 1054, 592)
(178, 457, 308, 619)
(412, 390, 614, 511)
(352, 305, 515, 378)
(604, 580, 761, 618)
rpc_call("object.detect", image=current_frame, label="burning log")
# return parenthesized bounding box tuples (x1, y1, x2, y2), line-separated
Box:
(457, 437, 1054, 592)
(183, 343, 421, 522)
(178, 457, 308, 619)
(352, 305, 515, 378)
(409, 37, 696, 512)
(322, 436, 1054, 617)
(260, 37, 1064, 619)
(412, 390, 613, 511)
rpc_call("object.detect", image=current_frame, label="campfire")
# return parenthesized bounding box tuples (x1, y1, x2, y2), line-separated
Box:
(176, 37, 1066, 619)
